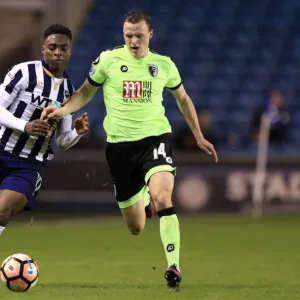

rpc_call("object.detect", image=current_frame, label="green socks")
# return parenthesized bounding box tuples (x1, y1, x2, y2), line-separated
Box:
(158, 207, 180, 268)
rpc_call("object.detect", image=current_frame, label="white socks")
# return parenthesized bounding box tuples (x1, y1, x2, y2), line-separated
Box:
(0, 226, 5, 236)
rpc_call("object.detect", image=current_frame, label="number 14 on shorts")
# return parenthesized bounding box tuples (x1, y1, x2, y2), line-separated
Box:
(153, 143, 173, 164)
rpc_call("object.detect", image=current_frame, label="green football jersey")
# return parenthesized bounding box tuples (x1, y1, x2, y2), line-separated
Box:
(88, 45, 182, 143)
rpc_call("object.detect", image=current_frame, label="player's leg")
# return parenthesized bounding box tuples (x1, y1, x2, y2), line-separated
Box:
(118, 184, 154, 235)
(120, 191, 155, 233)
(148, 171, 182, 289)
(142, 134, 181, 289)
(0, 169, 43, 236)
(119, 188, 156, 234)
(105, 144, 152, 235)
(120, 193, 146, 235)
(0, 190, 28, 228)
(144, 190, 156, 218)
(0, 162, 27, 234)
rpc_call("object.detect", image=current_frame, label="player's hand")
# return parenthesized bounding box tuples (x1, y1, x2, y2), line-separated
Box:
(25, 120, 50, 136)
(40, 106, 65, 120)
(197, 137, 218, 162)
(73, 112, 89, 135)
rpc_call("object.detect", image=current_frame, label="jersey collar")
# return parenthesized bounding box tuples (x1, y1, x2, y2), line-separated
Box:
(124, 45, 150, 62)
(41, 59, 69, 79)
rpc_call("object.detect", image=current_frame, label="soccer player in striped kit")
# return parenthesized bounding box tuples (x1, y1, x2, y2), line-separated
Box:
(0, 24, 89, 236)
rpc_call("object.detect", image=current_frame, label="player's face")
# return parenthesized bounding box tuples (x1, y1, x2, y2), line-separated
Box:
(42, 34, 72, 74)
(123, 21, 153, 58)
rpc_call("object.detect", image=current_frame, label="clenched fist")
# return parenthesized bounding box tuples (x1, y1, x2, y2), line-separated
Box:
(25, 120, 50, 136)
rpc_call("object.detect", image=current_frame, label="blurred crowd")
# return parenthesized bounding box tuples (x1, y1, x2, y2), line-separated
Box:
(74, 89, 290, 151)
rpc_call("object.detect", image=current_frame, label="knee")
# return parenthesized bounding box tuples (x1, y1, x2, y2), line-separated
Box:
(0, 199, 11, 226)
(0, 196, 12, 212)
(128, 223, 144, 235)
(151, 188, 172, 211)
(0, 191, 27, 226)
(0, 199, 12, 226)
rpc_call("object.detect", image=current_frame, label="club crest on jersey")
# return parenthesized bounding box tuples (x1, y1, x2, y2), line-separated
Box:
(148, 64, 158, 77)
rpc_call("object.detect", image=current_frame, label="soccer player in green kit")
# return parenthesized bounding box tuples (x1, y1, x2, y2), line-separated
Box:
(42, 11, 218, 290)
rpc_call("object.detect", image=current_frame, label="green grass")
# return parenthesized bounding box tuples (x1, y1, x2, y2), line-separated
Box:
(0, 214, 300, 300)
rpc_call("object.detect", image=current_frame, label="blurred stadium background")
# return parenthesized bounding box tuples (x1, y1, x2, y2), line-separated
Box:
(1, 0, 300, 216)
(0, 0, 299, 214)
(1, 1, 300, 299)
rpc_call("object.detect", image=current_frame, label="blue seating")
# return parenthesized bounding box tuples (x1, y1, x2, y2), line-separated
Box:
(67, 0, 300, 151)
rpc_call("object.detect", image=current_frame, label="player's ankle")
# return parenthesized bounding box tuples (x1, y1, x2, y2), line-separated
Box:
(0, 226, 6, 236)
(169, 264, 180, 271)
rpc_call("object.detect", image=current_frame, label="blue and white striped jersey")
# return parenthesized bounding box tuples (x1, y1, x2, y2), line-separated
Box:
(0, 59, 75, 162)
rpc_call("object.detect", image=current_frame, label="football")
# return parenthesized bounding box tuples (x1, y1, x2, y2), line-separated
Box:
(0, 253, 39, 292)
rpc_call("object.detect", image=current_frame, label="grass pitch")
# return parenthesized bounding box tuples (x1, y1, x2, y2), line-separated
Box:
(0, 214, 299, 300)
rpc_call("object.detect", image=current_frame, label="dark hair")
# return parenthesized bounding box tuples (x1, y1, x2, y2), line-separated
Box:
(44, 24, 72, 41)
(124, 11, 152, 30)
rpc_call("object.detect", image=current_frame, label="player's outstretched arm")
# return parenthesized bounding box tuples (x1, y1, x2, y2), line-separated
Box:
(169, 84, 218, 162)
(41, 80, 99, 120)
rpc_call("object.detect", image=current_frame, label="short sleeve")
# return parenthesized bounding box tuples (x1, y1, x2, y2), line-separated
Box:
(165, 58, 182, 90)
(0, 65, 26, 108)
(87, 51, 111, 86)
